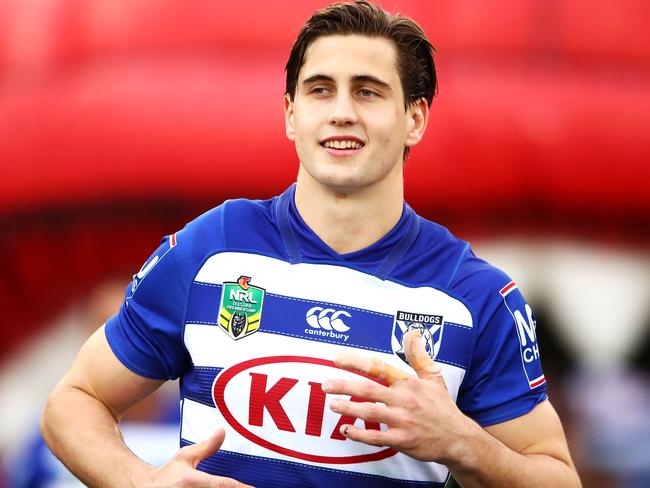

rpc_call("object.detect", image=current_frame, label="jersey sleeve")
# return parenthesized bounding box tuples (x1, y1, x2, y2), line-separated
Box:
(452, 253, 548, 426)
(104, 200, 232, 380)
(105, 231, 192, 380)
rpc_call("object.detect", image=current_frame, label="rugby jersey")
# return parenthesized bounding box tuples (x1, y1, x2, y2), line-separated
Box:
(106, 184, 547, 487)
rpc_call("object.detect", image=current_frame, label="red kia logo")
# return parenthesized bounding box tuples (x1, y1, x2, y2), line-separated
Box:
(212, 356, 397, 464)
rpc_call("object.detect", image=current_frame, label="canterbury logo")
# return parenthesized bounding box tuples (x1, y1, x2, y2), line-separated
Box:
(305, 307, 351, 332)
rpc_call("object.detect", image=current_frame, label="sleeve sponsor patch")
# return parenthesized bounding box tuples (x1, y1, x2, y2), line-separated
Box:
(499, 281, 546, 389)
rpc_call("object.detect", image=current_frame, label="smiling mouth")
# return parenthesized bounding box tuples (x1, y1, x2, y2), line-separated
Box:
(321, 140, 365, 150)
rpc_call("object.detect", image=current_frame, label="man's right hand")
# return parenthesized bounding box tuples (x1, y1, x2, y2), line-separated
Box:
(138, 428, 253, 487)
(42, 329, 254, 487)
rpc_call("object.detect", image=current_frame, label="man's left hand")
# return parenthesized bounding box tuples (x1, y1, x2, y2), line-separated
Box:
(322, 329, 481, 464)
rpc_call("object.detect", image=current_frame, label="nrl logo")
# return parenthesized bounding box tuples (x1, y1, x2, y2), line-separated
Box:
(218, 276, 265, 340)
(391, 310, 444, 364)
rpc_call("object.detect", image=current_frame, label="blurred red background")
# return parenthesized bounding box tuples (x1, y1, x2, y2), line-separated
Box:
(1, 0, 649, 362)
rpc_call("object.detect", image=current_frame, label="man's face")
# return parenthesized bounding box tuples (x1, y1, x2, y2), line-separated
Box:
(284, 34, 427, 195)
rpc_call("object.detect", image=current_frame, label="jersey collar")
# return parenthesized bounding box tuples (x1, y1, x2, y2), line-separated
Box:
(275, 184, 420, 279)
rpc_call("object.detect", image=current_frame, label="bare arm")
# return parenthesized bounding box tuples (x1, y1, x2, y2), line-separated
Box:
(325, 330, 581, 487)
(447, 400, 580, 487)
(41, 326, 251, 488)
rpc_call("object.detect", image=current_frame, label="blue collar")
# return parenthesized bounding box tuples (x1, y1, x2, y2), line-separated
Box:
(275, 184, 419, 279)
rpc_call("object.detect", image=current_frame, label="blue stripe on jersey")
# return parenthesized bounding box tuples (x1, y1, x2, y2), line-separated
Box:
(187, 282, 472, 369)
(181, 439, 445, 488)
(186, 281, 222, 323)
(439, 322, 473, 369)
(180, 366, 222, 407)
(262, 292, 393, 354)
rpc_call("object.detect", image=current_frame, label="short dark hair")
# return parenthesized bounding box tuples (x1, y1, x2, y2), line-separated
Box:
(285, 0, 437, 109)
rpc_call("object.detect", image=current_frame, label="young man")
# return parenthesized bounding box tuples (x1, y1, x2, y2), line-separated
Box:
(41, 2, 581, 487)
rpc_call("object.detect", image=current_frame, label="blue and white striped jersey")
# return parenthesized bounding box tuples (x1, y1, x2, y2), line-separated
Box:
(106, 185, 547, 487)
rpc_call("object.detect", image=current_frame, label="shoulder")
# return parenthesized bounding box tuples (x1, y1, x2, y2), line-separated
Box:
(415, 216, 511, 296)
(105, 196, 279, 380)
(452, 250, 513, 301)
(129, 203, 226, 293)
(405, 215, 547, 423)
(128, 196, 275, 298)
(446, 245, 521, 336)
(181, 196, 273, 242)
(395, 215, 471, 290)
(216, 196, 280, 249)
(400, 212, 514, 320)
(171, 195, 277, 259)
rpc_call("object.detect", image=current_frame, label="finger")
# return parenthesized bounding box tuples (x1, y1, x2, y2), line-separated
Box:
(335, 352, 411, 385)
(404, 329, 443, 380)
(329, 398, 400, 425)
(178, 428, 226, 466)
(322, 378, 393, 404)
(337, 423, 393, 448)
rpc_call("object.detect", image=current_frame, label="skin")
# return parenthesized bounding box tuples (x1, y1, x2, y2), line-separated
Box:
(325, 331, 582, 486)
(41, 33, 580, 487)
(285, 34, 428, 254)
(41, 327, 252, 487)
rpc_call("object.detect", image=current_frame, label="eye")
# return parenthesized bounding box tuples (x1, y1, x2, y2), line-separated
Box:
(358, 88, 378, 98)
(310, 86, 331, 96)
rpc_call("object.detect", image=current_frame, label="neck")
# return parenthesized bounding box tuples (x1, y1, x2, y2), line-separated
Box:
(294, 167, 404, 254)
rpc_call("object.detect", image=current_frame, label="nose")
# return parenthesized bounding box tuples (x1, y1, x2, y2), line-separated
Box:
(327, 92, 358, 126)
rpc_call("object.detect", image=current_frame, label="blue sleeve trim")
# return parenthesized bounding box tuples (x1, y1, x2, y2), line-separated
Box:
(104, 316, 170, 380)
(474, 392, 549, 427)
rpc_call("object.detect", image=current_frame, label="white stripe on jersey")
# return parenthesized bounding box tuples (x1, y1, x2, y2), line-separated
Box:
(195, 252, 473, 327)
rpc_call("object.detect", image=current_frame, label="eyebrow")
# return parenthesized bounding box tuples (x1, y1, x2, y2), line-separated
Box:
(301, 74, 392, 90)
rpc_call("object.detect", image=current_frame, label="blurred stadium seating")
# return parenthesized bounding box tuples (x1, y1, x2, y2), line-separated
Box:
(0, 0, 650, 358)
(0, 1, 649, 484)
(2, 0, 648, 360)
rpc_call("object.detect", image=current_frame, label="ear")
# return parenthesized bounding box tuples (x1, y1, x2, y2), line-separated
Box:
(284, 94, 296, 141)
(404, 98, 429, 148)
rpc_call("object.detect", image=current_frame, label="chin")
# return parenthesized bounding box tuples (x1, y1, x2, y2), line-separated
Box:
(320, 176, 380, 196)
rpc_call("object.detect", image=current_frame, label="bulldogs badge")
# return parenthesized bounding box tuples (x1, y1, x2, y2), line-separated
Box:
(391, 310, 444, 364)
